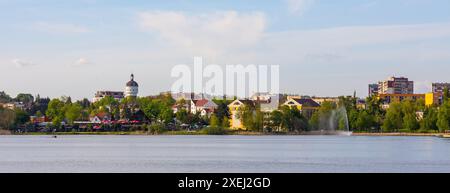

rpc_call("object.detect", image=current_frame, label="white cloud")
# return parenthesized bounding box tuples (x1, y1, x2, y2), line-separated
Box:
(285, 0, 316, 15)
(138, 11, 266, 57)
(33, 22, 90, 34)
(266, 23, 450, 49)
(12, 59, 35, 67)
(73, 58, 90, 66)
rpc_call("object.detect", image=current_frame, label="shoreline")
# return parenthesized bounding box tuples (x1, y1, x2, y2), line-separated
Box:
(352, 132, 448, 137)
(1, 130, 449, 138)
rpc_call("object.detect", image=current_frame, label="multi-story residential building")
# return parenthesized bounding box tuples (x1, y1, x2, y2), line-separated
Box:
(93, 91, 124, 103)
(432, 83, 450, 93)
(378, 77, 414, 94)
(368, 84, 379, 96)
(377, 94, 425, 108)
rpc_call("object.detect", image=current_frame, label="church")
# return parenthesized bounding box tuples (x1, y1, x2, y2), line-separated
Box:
(93, 74, 139, 102)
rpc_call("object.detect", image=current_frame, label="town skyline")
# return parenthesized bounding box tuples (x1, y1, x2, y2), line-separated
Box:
(2, 0, 450, 99)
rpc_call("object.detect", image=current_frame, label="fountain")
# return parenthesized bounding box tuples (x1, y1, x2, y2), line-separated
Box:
(316, 105, 353, 136)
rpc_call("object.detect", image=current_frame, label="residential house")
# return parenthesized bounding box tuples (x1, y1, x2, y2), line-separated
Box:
(282, 98, 321, 118)
(228, 99, 255, 130)
(190, 99, 218, 117)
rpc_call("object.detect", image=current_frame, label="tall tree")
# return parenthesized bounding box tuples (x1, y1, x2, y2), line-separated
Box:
(437, 101, 450, 132)
(0, 106, 16, 130)
(65, 103, 83, 124)
(382, 102, 403, 132)
(46, 98, 65, 127)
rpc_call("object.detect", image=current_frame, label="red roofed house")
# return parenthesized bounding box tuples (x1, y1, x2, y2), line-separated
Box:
(190, 99, 218, 117)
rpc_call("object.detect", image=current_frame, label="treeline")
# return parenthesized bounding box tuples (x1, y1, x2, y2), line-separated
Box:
(2, 89, 450, 134)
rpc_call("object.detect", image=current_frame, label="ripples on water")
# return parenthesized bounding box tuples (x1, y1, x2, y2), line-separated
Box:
(0, 135, 449, 173)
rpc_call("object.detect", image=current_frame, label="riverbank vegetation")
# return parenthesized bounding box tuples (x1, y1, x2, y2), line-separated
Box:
(1, 89, 450, 135)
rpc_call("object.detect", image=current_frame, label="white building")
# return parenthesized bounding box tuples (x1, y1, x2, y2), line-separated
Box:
(93, 91, 124, 103)
(190, 99, 218, 117)
(125, 74, 139, 98)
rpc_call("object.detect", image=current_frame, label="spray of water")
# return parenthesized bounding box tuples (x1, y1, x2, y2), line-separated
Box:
(318, 105, 352, 136)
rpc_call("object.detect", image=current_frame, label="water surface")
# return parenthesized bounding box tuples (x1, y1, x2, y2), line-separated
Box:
(0, 135, 449, 173)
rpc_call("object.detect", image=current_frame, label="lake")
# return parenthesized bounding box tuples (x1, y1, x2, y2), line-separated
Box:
(0, 135, 449, 173)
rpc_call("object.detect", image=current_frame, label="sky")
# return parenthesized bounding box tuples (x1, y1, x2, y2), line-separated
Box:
(1, 0, 450, 100)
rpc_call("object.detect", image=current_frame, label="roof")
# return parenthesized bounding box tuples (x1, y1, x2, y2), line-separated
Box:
(193, 99, 210, 107)
(229, 99, 255, 107)
(292, 99, 320, 107)
(126, 80, 139, 87)
(126, 74, 139, 87)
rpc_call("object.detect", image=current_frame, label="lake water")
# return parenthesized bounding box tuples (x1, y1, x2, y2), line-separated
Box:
(0, 135, 449, 173)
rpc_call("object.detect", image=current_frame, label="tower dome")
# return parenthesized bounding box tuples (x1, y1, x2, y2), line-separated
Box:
(125, 74, 139, 97)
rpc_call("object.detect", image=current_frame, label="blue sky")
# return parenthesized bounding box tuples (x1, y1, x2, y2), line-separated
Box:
(1, 0, 450, 100)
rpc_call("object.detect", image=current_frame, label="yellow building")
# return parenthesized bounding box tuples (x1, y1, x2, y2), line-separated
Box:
(282, 98, 320, 118)
(228, 99, 255, 130)
(377, 94, 425, 103)
(425, 92, 443, 106)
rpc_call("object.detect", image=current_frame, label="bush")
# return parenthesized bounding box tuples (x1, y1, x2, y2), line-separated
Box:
(147, 123, 168, 134)
(200, 127, 228, 135)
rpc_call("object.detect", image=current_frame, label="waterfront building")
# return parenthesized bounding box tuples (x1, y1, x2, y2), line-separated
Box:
(282, 98, 320, 118)
(252, 93, 281, 112)
(228, 99, 255, 130)
(377, 94, 425, 108)
(93, 91, 124, 103)
(378, 76, 414, 94)
(125, 74, 139, 98)
(311, 97, 340, 105)
(1, 102, 25, 110)
(190, 99, 218, 117)
(432, 83, 450, 93)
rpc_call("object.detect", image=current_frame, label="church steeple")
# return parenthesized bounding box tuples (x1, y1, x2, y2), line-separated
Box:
(131, 73, 134, 81)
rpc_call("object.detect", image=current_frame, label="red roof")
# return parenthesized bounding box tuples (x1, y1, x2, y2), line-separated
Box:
(194, 99, 209, 107)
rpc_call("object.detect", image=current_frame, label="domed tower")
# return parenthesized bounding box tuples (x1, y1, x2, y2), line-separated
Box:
(125, 74, 139, 98)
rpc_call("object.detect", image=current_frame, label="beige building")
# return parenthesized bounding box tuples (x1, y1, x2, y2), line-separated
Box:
(378, 76, 414, 94)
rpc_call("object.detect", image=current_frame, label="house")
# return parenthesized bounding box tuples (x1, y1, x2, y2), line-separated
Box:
(172, 103, 190, 114)
(228, 99, 255, 130)
(282, 98, 320, 118)
(1, 102, 25, 110)
(89, 113, 111, 124)
(251, 93, 281, 113)
(190, 99, 218, 117)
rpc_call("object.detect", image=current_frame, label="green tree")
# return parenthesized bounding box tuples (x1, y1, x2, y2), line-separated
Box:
(421, 107, 438, 131)
(356, 111, 375, 131)
(269, 110, 283, 132)
(0, 91, 12, 103)
(0, 107, 16, 130)
(382, 102, 403, 132)
(15, 93, 34, 104)
(213, 99, 231, 123)
(14, 108, 30, 126)
(222, 116, 230, 128)
(176, 109, 189, 124)
(402, 100, 419, 131)
(46, 98, 65, 127)
(437, 101, 450, 132)
(65, 103, 83, 125)
(209, 115, 220, 127)
(443, 87, 450, 102)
